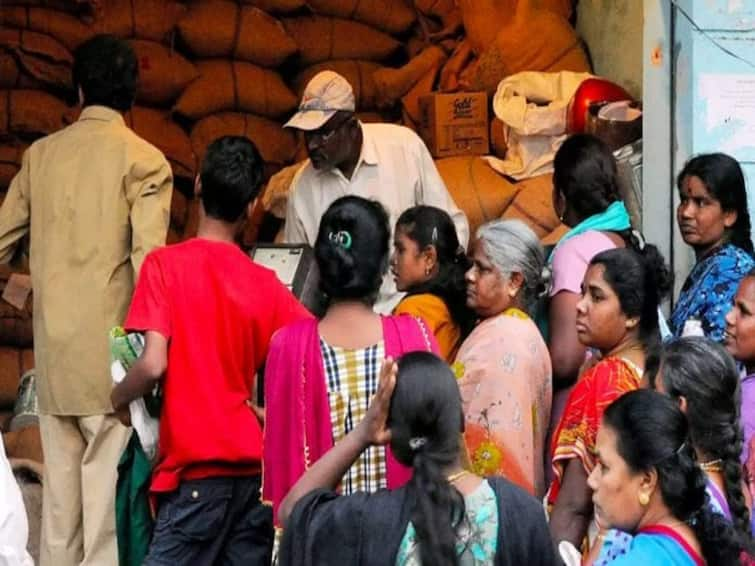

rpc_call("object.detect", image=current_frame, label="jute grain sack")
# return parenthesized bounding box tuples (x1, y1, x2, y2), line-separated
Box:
(373, 46, 446, 109)
(435, 156, 520, 235)
(0, 89, 69, 138)
(3, 0, 91, 12)
(191, 112, 297, 167)
(178, 0, 297, 67)
(414, 0, 460, 30)
(0, 347, 21, 408)
(466, 6, 589, 95)
(500, 173, 560, 239)
(0, 54, 43, 90)
(490, 116, 506, 158)
(0, 143, 28, 189)
(2, 426, 43, 462)
(0, 29, 73, 91)
(306, 0, 415, 34)
(170, 188, 188, 230)
(182, 197, 200, 239)
(90, 0, 186, 43)
(0, 6, 91, 50)
(174, 60, 297, 121)
(239, 0, 305, 12)
(262, 160, 306, 218)
(129, 40, 198, 105)
(293, 60, 383, 111)
(123, 106, 196, 179)
(0, 267, 34, 348)
(401, 64, 440, 128)
(283, 16, 400, 66)
(456, 0, 516, 55)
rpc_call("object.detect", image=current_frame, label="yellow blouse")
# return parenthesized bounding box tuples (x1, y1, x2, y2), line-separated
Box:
(394, 293, 461, 362)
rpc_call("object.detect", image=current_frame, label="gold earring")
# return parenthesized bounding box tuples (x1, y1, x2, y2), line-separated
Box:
(638, 492, 650, 506)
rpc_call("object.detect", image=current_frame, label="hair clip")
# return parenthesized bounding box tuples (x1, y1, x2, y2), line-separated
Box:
(408, 436, 427, 451)
(431, 227, 438, 243)
(632, 229, 646, 251)
(328, 230, 352, 250)
(675, 441, 687, 456)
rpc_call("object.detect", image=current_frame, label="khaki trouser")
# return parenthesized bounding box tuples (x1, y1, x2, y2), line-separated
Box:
(39, 414, 130, 566)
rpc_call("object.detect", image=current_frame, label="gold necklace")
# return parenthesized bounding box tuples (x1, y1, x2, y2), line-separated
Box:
(700, 459, 723, 473)
(447, 470, 470, 483)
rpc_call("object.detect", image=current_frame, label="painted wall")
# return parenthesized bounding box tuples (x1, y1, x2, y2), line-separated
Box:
(576, 0, 644, 99)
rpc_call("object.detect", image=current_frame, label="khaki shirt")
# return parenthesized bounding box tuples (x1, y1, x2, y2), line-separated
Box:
(0, 106, 172, 415)
(283, 122, 469, 314)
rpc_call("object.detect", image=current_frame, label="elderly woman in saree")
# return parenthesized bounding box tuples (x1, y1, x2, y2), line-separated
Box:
(454, 219, 552, 497)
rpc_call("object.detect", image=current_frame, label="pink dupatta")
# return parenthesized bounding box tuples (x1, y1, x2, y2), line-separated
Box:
(262, 314, 439, 525)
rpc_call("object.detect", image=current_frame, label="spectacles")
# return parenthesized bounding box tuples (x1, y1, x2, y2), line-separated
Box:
(305, 114, 354, 144)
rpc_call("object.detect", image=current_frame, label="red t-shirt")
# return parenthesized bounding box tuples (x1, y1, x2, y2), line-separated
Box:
(125, 238, 310, 493)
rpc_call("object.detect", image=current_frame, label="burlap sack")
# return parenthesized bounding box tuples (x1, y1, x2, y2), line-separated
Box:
(178, 0, 297, 68)
(0, 268, 34, 349)
(129, 40, 198, 106)
(3, 0, 91, 12)
(0, 347, 21, 409)
(182, 197, 200, 240)
(293, 60, 383, 111)
(0, 143, 28, 189)
(239, 0, 305, 12)
(465, 6, 590, 95)
(435, 156, 520, 235)
(20, 348, 33, 374)
(0, 6, 91, 50)
(282, 16, 400, 66)
(490, 116, 507, 158)
(170, 187, 188, 230)
(414, 0, 461, 30)
(0, 54, 47, 91)
(0, 89, 69, 139)
(401, 64, 440, 128)
(174, 60, 297, 121)
(306, 0, 415, 34)
(262, 160, 306, 218)
(373, 46, 446, 109)
(500, 173, 560, 239)
(124, 106, 196, 179)
(0, 29, 73, 92)
(2, 426, 43, 463)
(191, 112, 297, 167)
(91, 0, 186, 43)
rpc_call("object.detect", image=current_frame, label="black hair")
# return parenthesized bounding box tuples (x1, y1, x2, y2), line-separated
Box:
(396, 206, 476, 341)
(589, 244, 673, 347)
(650, 337, 751, 536)
(389, 352, 465, 566)
(604, 389, 753, 565)
(677, 153, 754, 254)
(199, 136, 264, 222)
(553, 134, 622, 223)
(315, 196, 390, 304)
(72, 34, 138, 111)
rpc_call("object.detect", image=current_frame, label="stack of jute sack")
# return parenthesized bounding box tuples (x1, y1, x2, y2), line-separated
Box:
(1, 0, 589, 247)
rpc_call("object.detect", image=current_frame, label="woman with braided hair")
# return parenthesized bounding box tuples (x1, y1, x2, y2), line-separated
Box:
(586, 389, 752, 565)
(278, 352, 558, 566)
(724, 269, 755, 534)
(649, 337, 752, 537)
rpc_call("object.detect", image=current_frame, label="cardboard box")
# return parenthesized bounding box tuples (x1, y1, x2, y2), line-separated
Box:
(419, 92, 489, 158)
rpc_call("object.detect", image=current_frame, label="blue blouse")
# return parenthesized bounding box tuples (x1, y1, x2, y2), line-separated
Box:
(670, 244, 754, 341)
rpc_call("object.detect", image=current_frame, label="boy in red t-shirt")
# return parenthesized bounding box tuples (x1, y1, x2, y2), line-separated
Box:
(111, 136, 310, 565)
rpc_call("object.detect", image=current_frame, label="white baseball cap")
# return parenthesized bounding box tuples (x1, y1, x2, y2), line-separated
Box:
(284, 71, 356, 131)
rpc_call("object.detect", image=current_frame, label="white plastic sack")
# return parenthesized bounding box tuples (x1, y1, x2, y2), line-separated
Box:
(483, 70, 593, 180)
(111, 360, 159, 461)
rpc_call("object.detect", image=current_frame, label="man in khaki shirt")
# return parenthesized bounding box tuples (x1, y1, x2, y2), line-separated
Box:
(0, 35, 172, 566)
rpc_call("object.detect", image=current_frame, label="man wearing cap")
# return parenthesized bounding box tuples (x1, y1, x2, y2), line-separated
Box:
(284, 70, 469, 314)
